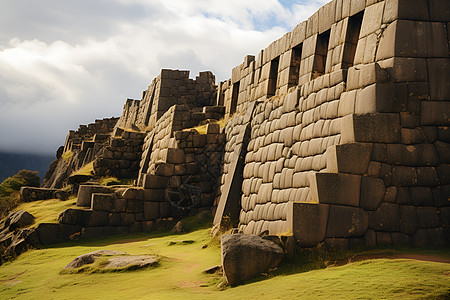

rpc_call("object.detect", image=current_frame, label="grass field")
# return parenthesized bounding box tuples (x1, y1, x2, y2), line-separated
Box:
(14, 197, 77, 226)
(0, 200, 449, 299)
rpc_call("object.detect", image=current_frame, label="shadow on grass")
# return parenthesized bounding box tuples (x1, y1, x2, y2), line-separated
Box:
(232, 245, 450, 287)
(46, 210, 214, 250)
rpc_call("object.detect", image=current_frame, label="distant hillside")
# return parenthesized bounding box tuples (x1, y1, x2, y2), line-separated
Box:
(0, 151, 55, 183)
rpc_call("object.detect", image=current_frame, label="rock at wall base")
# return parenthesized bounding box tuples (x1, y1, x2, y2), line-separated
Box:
(221, 234, 284, 285)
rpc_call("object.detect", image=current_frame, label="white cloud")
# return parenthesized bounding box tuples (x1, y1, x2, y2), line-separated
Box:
(0, 0, 326, 154)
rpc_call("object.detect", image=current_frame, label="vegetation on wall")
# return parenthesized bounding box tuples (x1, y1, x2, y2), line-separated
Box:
(61, 150, 73, 164)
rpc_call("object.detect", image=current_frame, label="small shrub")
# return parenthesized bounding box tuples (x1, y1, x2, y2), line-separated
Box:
(61, 150, 73, 163)
(0, 170, 40, 217)
(71, 162, 94, 176)
(100, 177, 134, 186)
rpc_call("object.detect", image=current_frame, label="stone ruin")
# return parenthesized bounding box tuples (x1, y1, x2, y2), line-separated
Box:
(10, 0, 450, 256)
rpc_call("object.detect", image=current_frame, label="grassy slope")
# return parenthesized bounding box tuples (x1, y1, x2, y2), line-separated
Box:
(15, 197, 77, 226)
(0, 199, 449, 299)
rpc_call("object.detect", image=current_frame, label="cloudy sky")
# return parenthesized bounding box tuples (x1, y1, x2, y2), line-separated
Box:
(0, 0, 327, 155)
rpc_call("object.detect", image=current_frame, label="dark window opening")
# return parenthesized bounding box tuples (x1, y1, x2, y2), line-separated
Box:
(230, 81, 240, 114)
(312, 29, 330, 79)
(267, 56, 280, 97)
(342, 11, 364, 69)
(217, 91, 225, 106)
(289, 44, 303, 88)
(144, 86, 156, 126)
(217, 82, 225, 106)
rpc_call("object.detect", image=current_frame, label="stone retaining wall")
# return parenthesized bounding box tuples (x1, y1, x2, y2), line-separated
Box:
(214, 0, 450, 248)
(116, 69, 217, 132)
(63, 117, 118, 153)
(42, 0, 449, 249)
(93, 130, 146, 179)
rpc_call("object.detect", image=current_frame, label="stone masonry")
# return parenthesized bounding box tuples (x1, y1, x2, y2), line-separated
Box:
(42, 0, 449, 249)
(116, 69, 217, 132)
(214, 0, 450, 249)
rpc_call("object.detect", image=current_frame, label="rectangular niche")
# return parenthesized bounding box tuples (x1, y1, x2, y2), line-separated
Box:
(289, 44, 303, 88)
(312, 30, 330, 79)
(267, 56, 280, 97)
(342, 11, 364, 69)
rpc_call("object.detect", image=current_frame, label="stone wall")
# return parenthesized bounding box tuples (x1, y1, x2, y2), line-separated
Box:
(93, 130, 146, 179)
(42, 0, 449, 249)
(43, 118, 119, 188)
(63, 117, 118, 153)
(115, 69, 217, 132)
(214, 0, 450, 248)
(54, 105, 225, 239)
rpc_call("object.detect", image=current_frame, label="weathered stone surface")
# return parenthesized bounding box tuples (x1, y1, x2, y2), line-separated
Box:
(122, 188, 143, 200)
(421, 102, 450, 126)
(341, 113, 400, 143)
(360, 177, 385, 211)
(20, 187, 57, 202)
(326, 143, 372, 175)
(368, 203, 400, 231)
(165, 148, 186, 164)
(206, 123, 220, 134)
(143, 189, 165, 202)
(77, 185, 113, 207)
(64, 250, 127, 268)
(144, 202, 160, 220)
(87, 211, 109, 227)
(326, 205, 368, 238)
(287, 202, 329, 247)
(103, 255, 158, 269)
(143, 165, 163, 187)
(35, 223, 80, 245)
(7, 211, 35, 230)
(221, 234, 284, 285)
(91, 193, 115, 212)
(310, 173, 361, 207)
(58, 208, 91, 227)
(204, 265, 222, 274)
(171, 221, 184, 233)
(399, 205, 417, 235)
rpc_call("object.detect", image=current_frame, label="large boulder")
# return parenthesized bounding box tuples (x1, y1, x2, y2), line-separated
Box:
(102, 255, 158, 269)
(0, 211, 35, 232)
(221, 234, 284, 285)
(20, 187, 57, 202)
(64, 250, 126, 268)
(8, 211, 35, 230)
(64, 250, 158, 271)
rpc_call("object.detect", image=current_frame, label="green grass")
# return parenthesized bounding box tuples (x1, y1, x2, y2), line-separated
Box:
(0, 227, 448, 299)
(185, 118, 229, 134)
(2, 200, 448, 299)
(61, 151, 73, 164)
(72, 162, 94, 176)
(13, 197, 77, 226)
(99, 177, 134, 186)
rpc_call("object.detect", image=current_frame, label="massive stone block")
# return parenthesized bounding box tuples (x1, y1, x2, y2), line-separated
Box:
(142, 174, 169, 189)
(77, 185, 113, 207)
(341, 113, 401, 143)
(91, 193, 115, 212)
(325, 143, 372, 175)
(421, 102, 450, 126)
(286, 202, 329, 247)
(326, 205, 368, 238)
(368, 203, 400, 231)
(310, 172, 361, 207)
(360, 177, 385, 211)
(221, 234, 284, 285)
